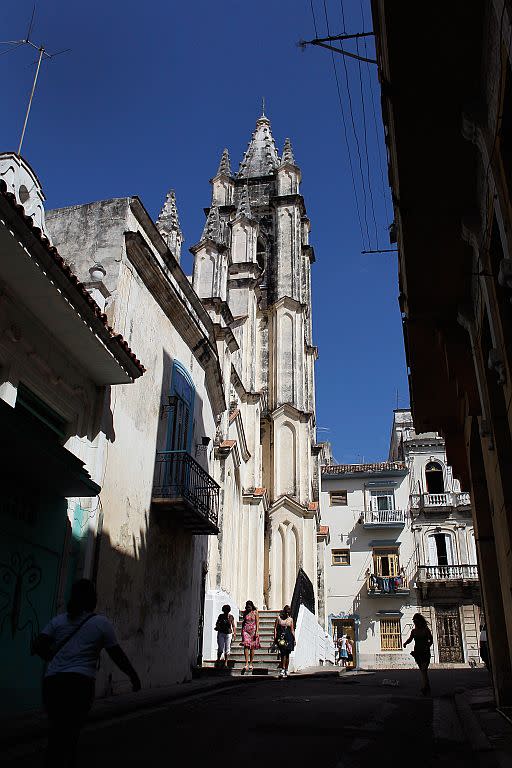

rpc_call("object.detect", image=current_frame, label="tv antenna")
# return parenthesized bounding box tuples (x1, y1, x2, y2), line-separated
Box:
(0, 6, 70, 156)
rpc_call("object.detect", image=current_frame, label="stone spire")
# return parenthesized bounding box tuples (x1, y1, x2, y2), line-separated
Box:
(281, 138, 295, 166)
(216, 148, 232, 177)
(157, 190, 183, 262)
(237, 112, 280, 178)
(201, 205, 222, 243)
(236, 185, 253, 219)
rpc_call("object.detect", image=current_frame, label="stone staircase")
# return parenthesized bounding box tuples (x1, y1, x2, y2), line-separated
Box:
(202, 610, 282, 675)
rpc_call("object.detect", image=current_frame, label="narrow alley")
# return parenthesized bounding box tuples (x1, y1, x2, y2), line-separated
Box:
(2, 669, 504, 768)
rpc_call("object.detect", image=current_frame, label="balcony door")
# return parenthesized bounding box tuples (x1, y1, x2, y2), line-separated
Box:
(373, 548, 400, 577)
(166, 361, 195, 453)
(163, 362, 195, 494)
(428, 533, 454, 567)
(425, 461, 444, 494)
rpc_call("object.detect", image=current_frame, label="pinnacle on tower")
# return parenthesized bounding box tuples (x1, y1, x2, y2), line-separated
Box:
(281, 138, 295, 166)
(236, 185, 253, 219)
(202, 204, 222, 243)
(157, 190, 183, 260)
(216, 148, 232, 177)
(157, 189, 180, 231)
(237, 112, 280, 178)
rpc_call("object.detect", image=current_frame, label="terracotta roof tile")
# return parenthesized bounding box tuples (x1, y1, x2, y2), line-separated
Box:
(0, 181, 145, 377)
(220, 440, 236, 449)
(318, 525, 329, 536)
(253, 487, 266, 497)
(308, 501, 319, 511)
(322, 461, 406, 475)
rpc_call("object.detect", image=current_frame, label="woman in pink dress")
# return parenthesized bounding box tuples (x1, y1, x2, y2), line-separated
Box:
(241, 600, 260, 674)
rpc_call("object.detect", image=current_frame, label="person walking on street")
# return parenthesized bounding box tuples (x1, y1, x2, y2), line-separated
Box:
(215, 604, 236, 667)
(32, 578, 141, 768)
(338, 634, 349, 667)
(274, 605, 295, 678)
(241, 600, 260, 674)
(403, 613, 433, 696)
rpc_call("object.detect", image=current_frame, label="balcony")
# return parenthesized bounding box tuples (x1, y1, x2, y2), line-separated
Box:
(410, 491, 471, 512)
(367, 574, 410, 597)
(362, 509, 407, 528)
(416, 564, 478, 584)
(151, 450, 219, 534)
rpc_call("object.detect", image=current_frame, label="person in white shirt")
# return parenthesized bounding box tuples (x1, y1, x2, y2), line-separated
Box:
(32, 578, 141, 768)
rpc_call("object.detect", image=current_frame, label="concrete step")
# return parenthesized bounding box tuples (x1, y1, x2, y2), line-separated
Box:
(203, 659, 280, 670)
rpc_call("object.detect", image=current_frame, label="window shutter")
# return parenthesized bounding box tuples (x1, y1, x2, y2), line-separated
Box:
(428, 536, 438, 566)
(444, 534, 455, 565)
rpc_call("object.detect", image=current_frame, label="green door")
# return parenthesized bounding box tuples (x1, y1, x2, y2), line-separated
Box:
(0, 491, 68, 714)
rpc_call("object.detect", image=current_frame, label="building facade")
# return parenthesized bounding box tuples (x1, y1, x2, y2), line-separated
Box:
(191, 113, 322, 640)
(0, 154, 144, 713)
(320, 410, 480, 668)
(46, 194, 225, 693)
(372, 0, 512, 704)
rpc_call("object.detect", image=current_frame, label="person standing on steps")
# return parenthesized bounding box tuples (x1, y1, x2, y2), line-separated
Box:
(32, 578, 141, 768)
(241, 600, 260, 674)
(403, 613, 433, 696)
(274, 605, 295, 678)
(215, 604, 236, 667)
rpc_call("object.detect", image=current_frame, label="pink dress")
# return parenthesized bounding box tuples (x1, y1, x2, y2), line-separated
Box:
(241, 611, 260, 649)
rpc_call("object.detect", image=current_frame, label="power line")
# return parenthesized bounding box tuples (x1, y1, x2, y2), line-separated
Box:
(312, 0, 365, 246)
(327, 0, 371, 248)
(310, 0, 319, 37)
(356, 33, 378, 247)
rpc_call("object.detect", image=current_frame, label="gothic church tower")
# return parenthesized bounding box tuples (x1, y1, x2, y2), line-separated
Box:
(189, 112, 320, 610)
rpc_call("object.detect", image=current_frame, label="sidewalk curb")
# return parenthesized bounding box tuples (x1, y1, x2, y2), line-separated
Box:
(454, 692, 494, 754)
(0, 676, 264, 753)
(0, 667, 338, 753)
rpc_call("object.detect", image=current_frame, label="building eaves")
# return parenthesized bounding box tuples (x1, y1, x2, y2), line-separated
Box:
(0, 181, 145, 379)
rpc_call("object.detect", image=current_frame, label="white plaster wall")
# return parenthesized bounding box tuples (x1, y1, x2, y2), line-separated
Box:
(321, 471, 416, 669)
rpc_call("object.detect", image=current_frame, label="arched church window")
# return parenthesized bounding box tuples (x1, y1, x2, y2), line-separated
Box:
(425, 461, 444, 493)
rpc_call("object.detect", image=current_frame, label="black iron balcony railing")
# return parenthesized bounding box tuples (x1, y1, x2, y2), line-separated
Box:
(152, 450, 219, 534)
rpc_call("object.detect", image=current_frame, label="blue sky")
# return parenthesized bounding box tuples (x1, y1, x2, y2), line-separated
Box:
(1, 0, 409, 463)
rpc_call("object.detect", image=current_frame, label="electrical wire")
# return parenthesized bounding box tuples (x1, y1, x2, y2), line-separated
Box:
(356, 33, 379, 247)
(314, 0, 366, 246)
(359, 0, 392, 224)
(328, 0, 371, 248)
(310, 0, 319, 37)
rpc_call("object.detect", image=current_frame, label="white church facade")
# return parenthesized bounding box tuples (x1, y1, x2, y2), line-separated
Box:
(190, 114, 324, 656)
